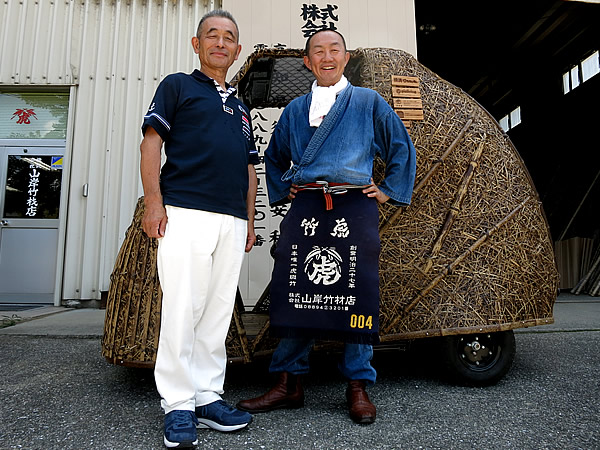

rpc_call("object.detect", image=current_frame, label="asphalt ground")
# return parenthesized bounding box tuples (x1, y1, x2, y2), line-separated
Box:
(0, 293, 598, 449)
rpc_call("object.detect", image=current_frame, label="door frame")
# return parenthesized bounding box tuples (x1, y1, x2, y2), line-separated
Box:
(0, 138, 71, 306)
(0, 85, 76, 306)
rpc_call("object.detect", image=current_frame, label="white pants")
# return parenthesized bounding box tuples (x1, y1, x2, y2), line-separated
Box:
(154, 206, 247, 414)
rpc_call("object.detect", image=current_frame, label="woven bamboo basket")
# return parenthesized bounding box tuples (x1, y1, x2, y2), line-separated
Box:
(102, 47, 559, 367)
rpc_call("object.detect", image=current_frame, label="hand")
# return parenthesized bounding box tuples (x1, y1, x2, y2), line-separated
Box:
(287, 184, 299, 201)
(245, 226, 257, 252)
(362, 178, 390, 204)
(142, 201, 167, 238)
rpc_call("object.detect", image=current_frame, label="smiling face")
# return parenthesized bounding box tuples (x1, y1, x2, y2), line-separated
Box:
(303, 31, 350, 87)
(192, 16, 241, 77)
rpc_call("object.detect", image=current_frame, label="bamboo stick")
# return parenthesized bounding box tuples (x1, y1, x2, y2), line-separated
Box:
(379, 317, 554, 341)
(422, 135, 486, 273)
(232, 305, 252, 363)
(251, 319, 271, 354)
(379, 118, 474, 236)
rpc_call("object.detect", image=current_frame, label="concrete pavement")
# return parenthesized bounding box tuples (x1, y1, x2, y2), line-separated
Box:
(0, 292, 598, 449)
(1, 292, 595, 338)
(0, 307, 105, 337)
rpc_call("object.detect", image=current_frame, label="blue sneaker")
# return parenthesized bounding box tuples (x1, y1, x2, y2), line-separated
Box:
(163, 410, 198, 448)
(195, 400, 252, 432)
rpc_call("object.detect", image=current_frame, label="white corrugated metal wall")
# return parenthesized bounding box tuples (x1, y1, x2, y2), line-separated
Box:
(0, 0, 220, 303)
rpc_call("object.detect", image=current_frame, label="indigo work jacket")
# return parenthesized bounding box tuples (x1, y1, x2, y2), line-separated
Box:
(265, 83, 417, 206)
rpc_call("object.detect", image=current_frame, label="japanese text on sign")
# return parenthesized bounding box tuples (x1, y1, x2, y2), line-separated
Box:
(252, 110, 288, 248)
(11, 108, 37, 124)
(288, 292, 356, 310)
(26, 159, 41, 217)
(300, 3, 339, 37)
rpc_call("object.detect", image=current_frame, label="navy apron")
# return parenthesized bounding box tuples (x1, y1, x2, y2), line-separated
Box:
(269, 189, 381, 344)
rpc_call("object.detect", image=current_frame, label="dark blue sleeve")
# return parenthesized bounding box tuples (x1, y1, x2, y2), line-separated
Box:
(141, 74, 180, 141)
(374, 96, 417, 206)
(265, 109, 293, 206)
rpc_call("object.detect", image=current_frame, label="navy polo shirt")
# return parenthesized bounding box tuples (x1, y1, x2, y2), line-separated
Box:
(142, 69, 259, 220)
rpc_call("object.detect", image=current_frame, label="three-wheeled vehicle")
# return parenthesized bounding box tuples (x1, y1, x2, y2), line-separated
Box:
(102, 47, 559, 386)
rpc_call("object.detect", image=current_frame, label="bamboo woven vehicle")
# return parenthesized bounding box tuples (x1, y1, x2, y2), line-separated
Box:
(102, 48, 559, 385)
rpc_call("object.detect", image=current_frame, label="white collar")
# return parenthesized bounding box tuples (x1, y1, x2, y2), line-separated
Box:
(308, 76, 348, 127)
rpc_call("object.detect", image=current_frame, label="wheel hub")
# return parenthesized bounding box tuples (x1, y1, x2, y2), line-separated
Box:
(459, 334, 498, 368)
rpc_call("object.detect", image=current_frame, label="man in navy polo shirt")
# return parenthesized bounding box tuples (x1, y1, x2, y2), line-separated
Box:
(140, 9, 258, 448)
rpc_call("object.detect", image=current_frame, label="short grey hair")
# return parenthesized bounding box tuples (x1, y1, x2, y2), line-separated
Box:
(196, 9, 239, 42)
(305, 29, 347, 54)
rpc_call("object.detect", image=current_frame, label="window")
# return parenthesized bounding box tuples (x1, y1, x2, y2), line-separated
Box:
(570, 66, 580, 90)
(581, 51, 600, 83)
(563, 50, 599, 94)
(509, 107, 521, 128)
(499, 106, 521, 132)
(0, 92, 69, 139)
(562, 72, 570, 94)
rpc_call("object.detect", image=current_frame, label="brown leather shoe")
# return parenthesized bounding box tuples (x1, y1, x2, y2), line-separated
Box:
(346, 380, 376, 424)
(236, 372, 304, 413)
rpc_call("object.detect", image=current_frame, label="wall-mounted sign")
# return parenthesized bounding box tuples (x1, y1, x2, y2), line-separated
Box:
(0, 93, 69, 139)
(300, 3, 339, 37)
(3, 155, 62, 219)
(11, 108, 38, 124)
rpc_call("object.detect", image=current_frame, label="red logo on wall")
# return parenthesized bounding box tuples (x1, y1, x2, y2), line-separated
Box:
(11, 108, 37, 124)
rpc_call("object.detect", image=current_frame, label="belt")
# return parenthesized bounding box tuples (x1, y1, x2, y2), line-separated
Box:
(295, 181, 369, 210)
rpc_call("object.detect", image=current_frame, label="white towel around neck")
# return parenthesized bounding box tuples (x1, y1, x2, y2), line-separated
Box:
(308, 75, 348, 127)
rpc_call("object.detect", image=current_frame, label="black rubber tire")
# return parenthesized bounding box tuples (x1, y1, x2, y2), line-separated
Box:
(440, 330, 516, 386)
